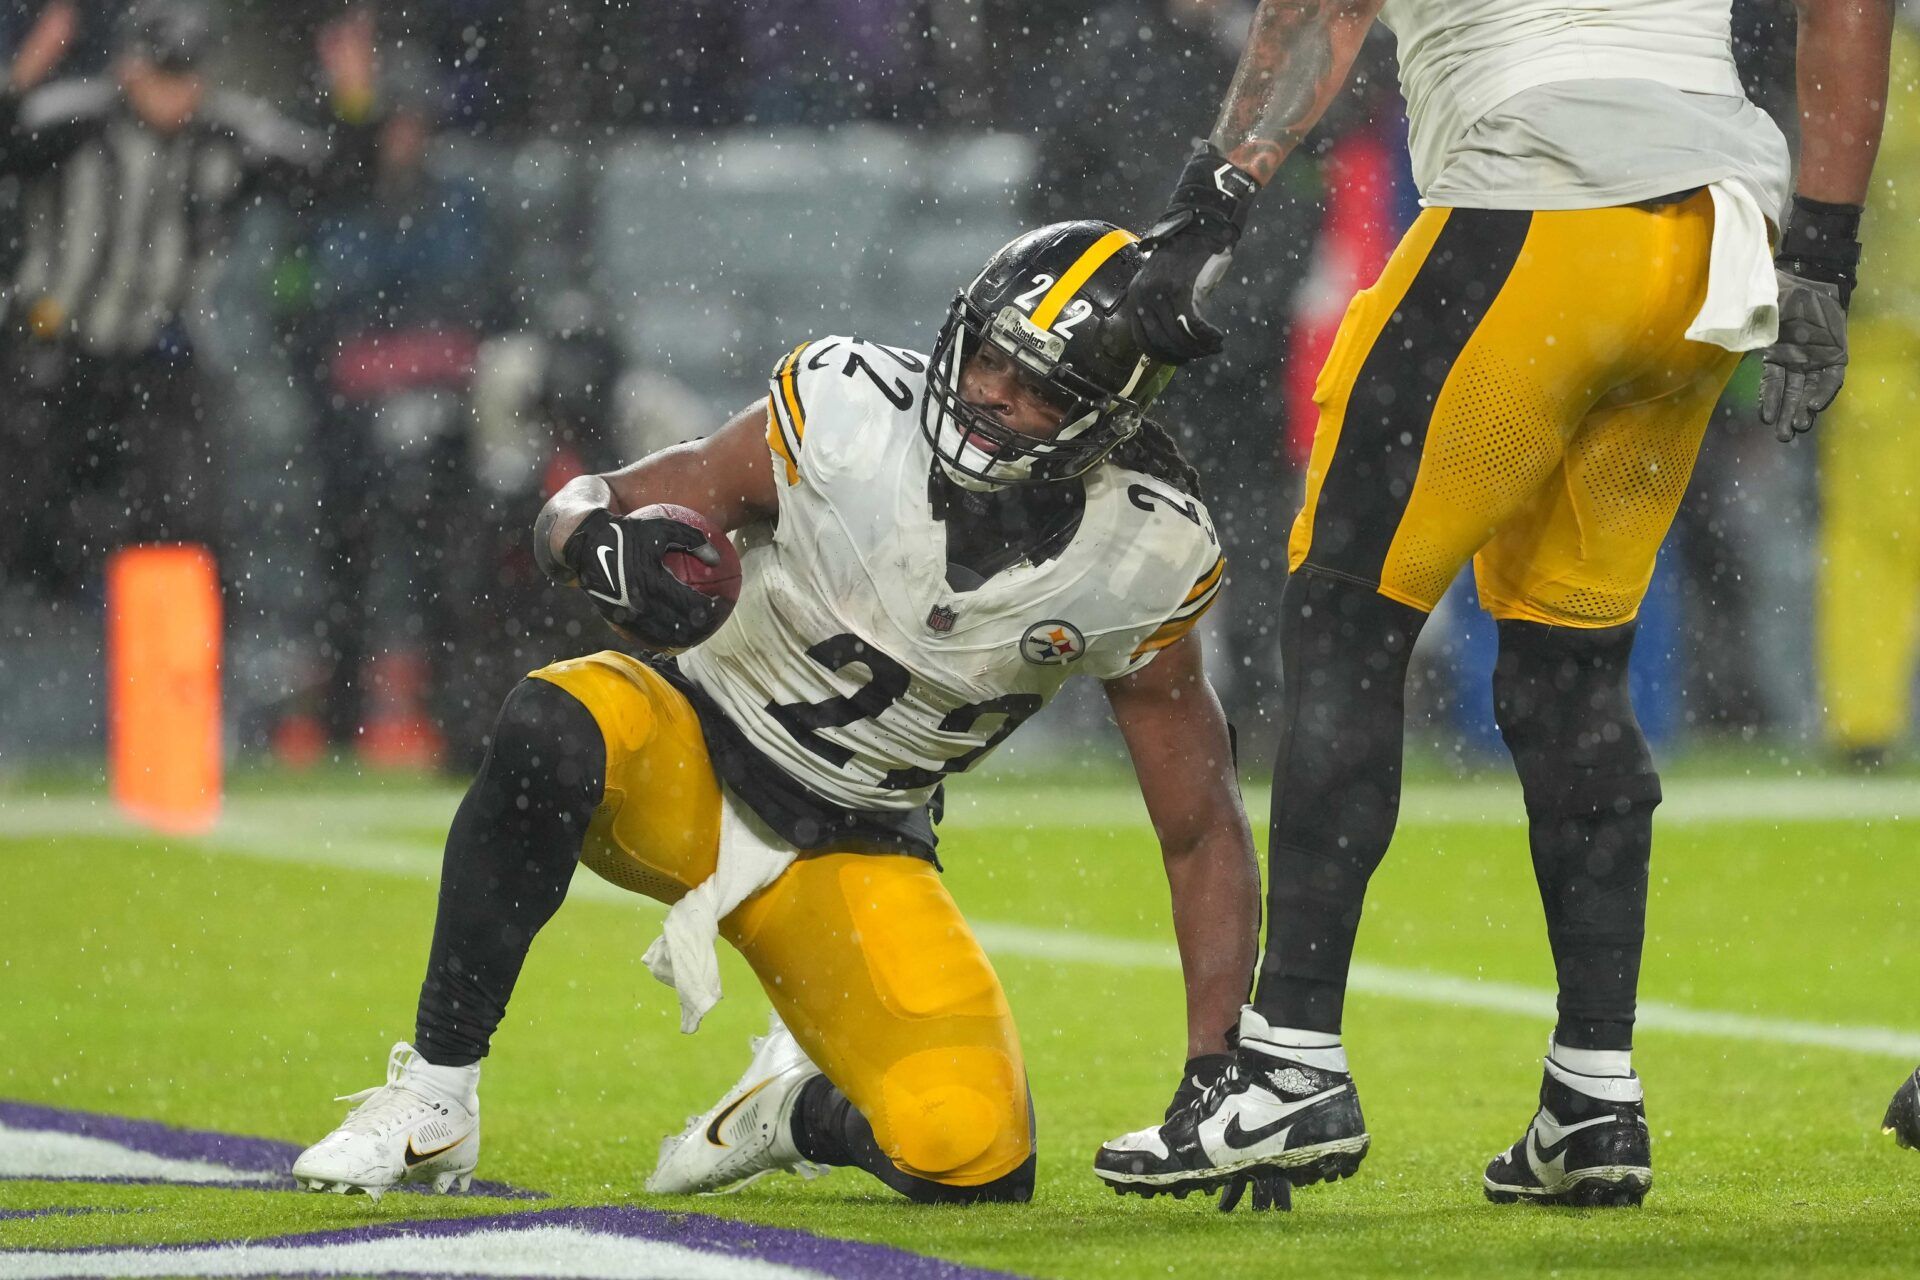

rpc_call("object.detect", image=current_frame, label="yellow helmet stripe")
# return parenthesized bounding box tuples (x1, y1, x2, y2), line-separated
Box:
(1030, 228, 1138, 330)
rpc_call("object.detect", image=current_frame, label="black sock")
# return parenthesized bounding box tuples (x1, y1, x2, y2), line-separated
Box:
(1492, 620, 1660, 1052)
(1254, 569, 1426, 1032)
(413, 678, 605, 1066)
(790, 1075, 1035, 1204)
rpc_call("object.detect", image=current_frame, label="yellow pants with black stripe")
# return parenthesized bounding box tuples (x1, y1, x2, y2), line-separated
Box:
(1291, 193, 1740, 626)
(1818, 318, 1920, 752)
(529, 651, 1031, 1189)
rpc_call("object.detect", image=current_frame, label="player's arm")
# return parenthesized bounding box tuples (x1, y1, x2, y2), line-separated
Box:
(532, 399, 780, 646)
(1790, 0, 1893, 204)
(1104, 634, 1260, 1070)
(1126, 0, 1384, 362)
(1760, 0, 1895, 441)
(533, 398, 780, 576)
(1211, 0, 1387, 186)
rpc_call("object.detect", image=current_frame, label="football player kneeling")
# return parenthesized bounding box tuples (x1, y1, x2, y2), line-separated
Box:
(292, 221, 1260, 1206)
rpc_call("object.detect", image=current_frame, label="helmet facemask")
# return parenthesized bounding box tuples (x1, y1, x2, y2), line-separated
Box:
(921, 296, 1148, 492)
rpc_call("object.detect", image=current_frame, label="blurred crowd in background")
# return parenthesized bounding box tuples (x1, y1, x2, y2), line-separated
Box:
(1, 0, 1915, 776)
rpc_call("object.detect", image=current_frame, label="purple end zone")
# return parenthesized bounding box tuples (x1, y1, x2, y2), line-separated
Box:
(22, 1205, 1030, 1280)
(0, 1100, 538, 1199)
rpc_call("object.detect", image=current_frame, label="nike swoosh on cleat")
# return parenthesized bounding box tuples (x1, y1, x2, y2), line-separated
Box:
(1530, 1130, 1574, 1164)
(705, 1079, 773, 1148)
(1530, 1112, 1617, 1163)
(404, 1134, 466, 1167)
(1218, 1085, 1347, 1151)
(1222, 1117, 1291, 1150)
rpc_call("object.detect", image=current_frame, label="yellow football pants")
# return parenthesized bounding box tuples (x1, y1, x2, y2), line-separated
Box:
(529, 651, 1032, 1188)
(1291, 193, 1740, 626)
(1818, 318, 1920, 751)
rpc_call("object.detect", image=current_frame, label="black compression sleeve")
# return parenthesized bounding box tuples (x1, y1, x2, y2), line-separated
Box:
(413, 678, 605, 1066)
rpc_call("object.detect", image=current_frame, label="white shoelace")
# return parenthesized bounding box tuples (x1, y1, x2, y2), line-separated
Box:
(331, 1042, 438, 1135)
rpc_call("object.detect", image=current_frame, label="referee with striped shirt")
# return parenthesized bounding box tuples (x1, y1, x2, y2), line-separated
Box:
(0, 0, 377, 595)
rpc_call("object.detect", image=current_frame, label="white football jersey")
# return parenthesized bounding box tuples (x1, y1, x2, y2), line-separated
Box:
(677, 336, 1225, 815)
(1377, 0, 1781, 205)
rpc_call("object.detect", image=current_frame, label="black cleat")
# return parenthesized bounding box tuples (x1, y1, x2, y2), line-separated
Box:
(1095, 1010, 1368, 1211)
(1485, 1068, 1651, 1207)
(1884, 1066, 1920, 1151)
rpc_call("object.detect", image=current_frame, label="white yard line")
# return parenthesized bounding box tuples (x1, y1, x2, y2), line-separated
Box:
(3, 774, 1917, 836)
(5, 783, 1917, 1060)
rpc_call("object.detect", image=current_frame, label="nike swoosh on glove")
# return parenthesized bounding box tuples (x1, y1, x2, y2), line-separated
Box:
(1759, 269, 1849, 442)
(563, 507, 722, 650)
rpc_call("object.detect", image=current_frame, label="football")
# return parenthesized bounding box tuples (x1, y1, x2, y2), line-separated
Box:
(633, 501, 741, 641)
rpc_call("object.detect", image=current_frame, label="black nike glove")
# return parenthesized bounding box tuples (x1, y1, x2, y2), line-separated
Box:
(1760, 195, 1862, 443)
(1127, 138, 1260, 364)
(1217, 1167, 1293, 1213)
(562, 507, 722, 650)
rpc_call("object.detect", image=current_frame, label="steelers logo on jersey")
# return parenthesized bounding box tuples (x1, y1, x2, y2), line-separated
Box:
(1020, 620, 1085, 666)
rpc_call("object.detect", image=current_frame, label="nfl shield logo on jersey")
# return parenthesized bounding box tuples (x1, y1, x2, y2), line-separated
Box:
(1021, 619, 1085, 666)
(927, 604, 958, 633)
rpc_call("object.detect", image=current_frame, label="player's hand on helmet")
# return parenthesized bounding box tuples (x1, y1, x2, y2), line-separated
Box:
(562, 507, 721, 650)
(1760, 196, 1863, 443)
(1128, 139, 1260, 364)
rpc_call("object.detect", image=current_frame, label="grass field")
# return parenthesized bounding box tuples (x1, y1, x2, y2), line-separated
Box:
(3, 763, 1917, 1278)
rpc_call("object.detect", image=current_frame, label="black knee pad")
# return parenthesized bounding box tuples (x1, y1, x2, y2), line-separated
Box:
(485, 678, 605, 804)
(1491, 620, 1660, 819)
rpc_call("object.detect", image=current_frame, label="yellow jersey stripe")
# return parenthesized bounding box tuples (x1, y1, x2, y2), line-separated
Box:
(778, 341, 809, 441)
(1184, 555, 1226, 604)
(1130, 615, 1201, 660)
(765, 341, 809, 486)
(1030, 228, 1137, 329)
(1131, 558, 1227, 660)
(766, 395, 800, 486)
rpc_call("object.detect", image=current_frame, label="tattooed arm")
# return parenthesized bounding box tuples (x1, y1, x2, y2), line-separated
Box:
(1123, 0, 1384, 363)
(1214, 0, 1385, 184)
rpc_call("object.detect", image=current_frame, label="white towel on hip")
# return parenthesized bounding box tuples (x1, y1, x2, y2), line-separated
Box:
(642, 787, 795, 1034)
(1684, 179, 1781, 353)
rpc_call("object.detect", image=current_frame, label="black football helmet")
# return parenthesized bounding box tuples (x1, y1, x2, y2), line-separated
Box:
(922, 220, 1175, 490)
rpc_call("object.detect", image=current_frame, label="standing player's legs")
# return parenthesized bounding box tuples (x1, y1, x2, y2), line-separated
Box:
(1258, 202, 1675, 1034)
(1103, 202, 1678, 1200)
(1095, 196, 1731, 1204)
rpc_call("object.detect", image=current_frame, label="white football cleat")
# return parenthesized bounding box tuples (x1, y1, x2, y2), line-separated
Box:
(293, 1042, 480, 1198)
(647, 1011, 830, 1195)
